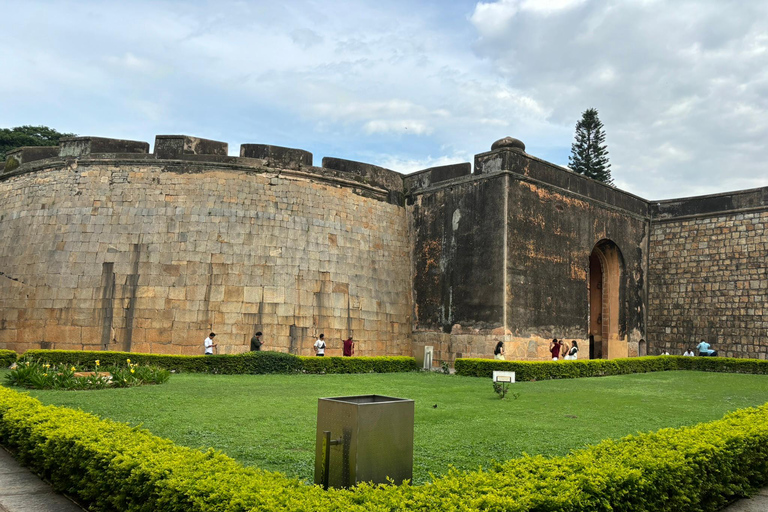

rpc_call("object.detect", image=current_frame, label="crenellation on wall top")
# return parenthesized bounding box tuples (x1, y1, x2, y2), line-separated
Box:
(403, 162, 472, 192)
(322, 156, 404, 196)
(240, 144, 312, 169)
(59, 137, 150, 158)
(154, 135, 228, 159)
(4, 146, 59, 173)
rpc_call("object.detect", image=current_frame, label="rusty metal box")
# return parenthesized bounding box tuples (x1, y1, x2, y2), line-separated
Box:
(314, 395, 414, 488)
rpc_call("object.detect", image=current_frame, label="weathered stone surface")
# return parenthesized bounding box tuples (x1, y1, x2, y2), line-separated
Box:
(240, 144, 312, 169)
(59, 137, 150, 157)
(404, 163, 471, 191)
(648, 208, 768, 359)
(4, 146, 59, 172)
(154, 135, 228, 159)
(321, 157, 403, 194)
(491, 136, 525, 152)
(0, 159, 411, 357)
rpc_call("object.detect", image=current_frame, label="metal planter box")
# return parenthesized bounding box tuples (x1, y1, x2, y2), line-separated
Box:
(314, 394, 414, 488)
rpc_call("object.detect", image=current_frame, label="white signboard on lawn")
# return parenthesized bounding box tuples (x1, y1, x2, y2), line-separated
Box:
(493, 371, 515, 383)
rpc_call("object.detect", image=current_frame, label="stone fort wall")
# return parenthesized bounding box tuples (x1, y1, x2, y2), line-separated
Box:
(3, 134, 768, 362)
(648, 189, 768, 359)
(0, 136, 412, 356)
(408, 140, 648, 364)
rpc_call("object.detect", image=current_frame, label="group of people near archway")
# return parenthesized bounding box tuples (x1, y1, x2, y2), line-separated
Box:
(492, 338, 579, 361)
(550, 339, 579, 360)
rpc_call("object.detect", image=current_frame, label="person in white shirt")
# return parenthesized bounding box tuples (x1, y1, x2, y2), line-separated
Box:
(204, 332, 217, 355)
(683, 349, 695, 357)
(313, 334, 326, 356)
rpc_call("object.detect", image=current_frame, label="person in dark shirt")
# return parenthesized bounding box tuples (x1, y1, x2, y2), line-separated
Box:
(250, 331, 263, 351)
(550, 338, 561, 361)
(342, 337, 354, 357)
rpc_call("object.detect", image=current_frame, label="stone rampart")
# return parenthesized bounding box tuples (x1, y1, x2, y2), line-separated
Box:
(648, 191, 768, 359)
(0, 136, 411, 356)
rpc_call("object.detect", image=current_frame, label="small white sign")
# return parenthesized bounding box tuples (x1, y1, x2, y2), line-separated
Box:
(493, 371, 515, 383)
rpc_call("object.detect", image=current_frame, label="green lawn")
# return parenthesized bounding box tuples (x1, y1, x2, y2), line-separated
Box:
(3, 370, 768, 484)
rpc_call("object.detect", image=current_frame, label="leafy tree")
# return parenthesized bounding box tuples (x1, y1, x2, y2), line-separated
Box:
(0, 126, 76, 161)
(568, 108, 612, 185)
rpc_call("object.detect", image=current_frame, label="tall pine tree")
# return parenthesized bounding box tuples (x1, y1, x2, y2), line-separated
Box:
(568, 108, 612, 185)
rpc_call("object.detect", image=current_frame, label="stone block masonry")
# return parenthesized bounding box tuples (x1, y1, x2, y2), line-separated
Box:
(0, 139, 411, 356)
(649, 208, 768, 359)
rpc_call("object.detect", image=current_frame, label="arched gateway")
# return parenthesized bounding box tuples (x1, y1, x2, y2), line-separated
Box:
(588, 240, 625, 359)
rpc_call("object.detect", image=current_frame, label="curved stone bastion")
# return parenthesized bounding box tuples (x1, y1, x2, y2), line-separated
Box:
(0, 135, 412, 355)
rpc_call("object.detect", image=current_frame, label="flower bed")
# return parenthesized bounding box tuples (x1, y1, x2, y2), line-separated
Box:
(5, 358, 170, 390)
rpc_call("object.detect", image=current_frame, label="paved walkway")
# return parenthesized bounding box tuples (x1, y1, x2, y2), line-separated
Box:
(0, 448, 84, 512)
(0, 444, 766, 511)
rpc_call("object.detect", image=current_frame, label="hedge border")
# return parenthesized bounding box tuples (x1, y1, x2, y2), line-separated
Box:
(18, 350, 419, 375)
(1, 383, 767, 511)
(0, 349, 17, 368)
(455, 355, 768, 380)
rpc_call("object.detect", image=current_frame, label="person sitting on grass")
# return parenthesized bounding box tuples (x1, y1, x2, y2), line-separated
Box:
(683, 348, 695, 357)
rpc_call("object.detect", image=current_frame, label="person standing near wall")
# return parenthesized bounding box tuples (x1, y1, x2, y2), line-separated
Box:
(314, 334, 326, 356)
(204, 333, 217, 355)
(342, 336, 354, 357)
(550, 339, 561, 361)
(250, 331, 263, 351)
(494, 341, 505, 360)
(565, 340, 579, 360)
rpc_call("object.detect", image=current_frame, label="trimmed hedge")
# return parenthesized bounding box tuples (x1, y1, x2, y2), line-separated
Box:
(455, 355, 768, 380)
(0, 349, 17, 368)
(18, 350, 418, 375)
(1, 384, 767, 511)
(298, 355, 419, 374)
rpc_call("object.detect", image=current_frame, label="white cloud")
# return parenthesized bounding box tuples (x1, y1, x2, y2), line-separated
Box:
(364, 120, 433, 135)
(3, 0, 768, 200)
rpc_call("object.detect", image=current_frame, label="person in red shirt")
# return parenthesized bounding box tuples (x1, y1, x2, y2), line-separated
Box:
(550, 338, 561, 361)
(342, 337, 354, 357)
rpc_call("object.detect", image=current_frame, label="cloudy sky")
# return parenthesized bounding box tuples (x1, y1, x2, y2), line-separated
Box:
(2, 0, 767, 200)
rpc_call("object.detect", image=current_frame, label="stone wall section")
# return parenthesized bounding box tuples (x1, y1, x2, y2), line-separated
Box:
(0, 161, 411, 356)
(648, 211, 768, 359)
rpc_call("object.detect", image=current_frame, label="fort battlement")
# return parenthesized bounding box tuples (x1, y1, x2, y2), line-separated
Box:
(1, 134, 768, 361)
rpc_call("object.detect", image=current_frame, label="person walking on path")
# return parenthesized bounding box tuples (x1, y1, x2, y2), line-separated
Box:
(204, 333, 217, 355)
(342, 337, 354, 356)
(314, 334, 326, 356)
(250, 331, 263, 351)
(494, 341, 505, 360)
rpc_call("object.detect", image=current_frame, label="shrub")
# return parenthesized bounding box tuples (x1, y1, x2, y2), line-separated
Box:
(18, 350, 419, 376)
(298, 356, 419, 374)
(1, 385, 767, 511)
(455, 355, 768, 380)
(0, 349, 17, 368)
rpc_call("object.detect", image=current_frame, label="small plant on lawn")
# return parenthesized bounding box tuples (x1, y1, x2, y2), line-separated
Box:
(493, 380, 509, 399)
(440, 361, 451, 375)
(4, 358, 169, 390)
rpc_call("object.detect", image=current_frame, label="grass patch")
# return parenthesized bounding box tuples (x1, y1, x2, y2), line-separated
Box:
(3, 369, 767, 485)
